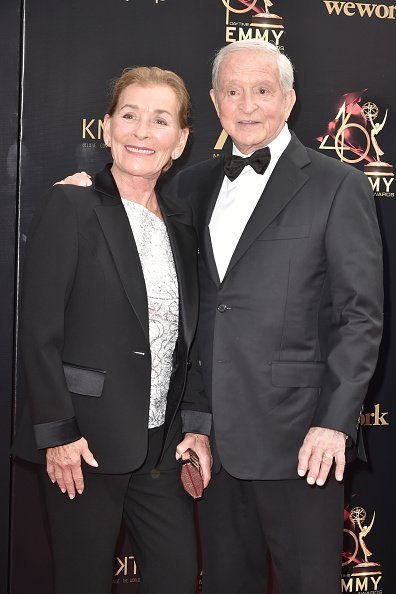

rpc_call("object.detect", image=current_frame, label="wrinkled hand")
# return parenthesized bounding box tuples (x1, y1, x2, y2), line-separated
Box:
(176, 433, 212, 488)
(298, 427, 346, 486)
(54, 171, 92, 187)
(46, 437, 98, 499)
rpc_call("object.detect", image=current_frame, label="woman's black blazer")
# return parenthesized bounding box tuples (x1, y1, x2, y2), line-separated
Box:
(13, 165, 207, 473)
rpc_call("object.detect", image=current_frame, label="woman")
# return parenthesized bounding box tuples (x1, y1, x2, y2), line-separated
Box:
(13, 66, 211, 594)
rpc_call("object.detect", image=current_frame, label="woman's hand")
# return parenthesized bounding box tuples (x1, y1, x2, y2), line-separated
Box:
(176, 433, 212, 488)
(46, 437, 98, 499)
(55, 171, 92, 187)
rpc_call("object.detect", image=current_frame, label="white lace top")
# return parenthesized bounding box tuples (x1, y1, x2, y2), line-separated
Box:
(121, 199, 179, 428)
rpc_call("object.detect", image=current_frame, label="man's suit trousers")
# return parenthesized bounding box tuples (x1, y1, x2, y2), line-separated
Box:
(199, 467, 344, 594)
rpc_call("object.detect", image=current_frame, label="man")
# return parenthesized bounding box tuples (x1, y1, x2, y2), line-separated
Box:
(174, 40, 383, 594)
(59, 40, 383, 594)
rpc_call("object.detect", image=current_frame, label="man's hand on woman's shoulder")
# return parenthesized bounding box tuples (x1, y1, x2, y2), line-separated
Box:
(55, 171, 92, 187)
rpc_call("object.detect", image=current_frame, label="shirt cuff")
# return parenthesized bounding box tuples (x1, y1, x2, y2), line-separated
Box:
(181, 410, 212, 436)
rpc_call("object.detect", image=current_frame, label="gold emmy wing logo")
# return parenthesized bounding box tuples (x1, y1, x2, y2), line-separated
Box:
(214, 0, 286, 152)
(342, 506, 382, 593)
(323, 1, 396, 19)
(317, 91, 394, 197)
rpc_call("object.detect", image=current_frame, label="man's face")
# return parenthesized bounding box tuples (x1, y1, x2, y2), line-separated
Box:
(210, 50, 296, 154)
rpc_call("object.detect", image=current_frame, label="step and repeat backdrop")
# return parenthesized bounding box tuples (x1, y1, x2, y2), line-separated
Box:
(6, 1, 395, 593)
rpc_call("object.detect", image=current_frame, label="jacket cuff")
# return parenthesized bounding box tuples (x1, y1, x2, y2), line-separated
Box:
(34, 417, 82, 450)
(181, 410, 212, 436)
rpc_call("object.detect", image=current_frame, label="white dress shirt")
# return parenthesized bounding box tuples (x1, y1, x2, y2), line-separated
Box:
(209, 123, 292, 281)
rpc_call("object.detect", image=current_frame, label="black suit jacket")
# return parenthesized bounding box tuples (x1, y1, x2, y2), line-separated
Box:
(13, 165, 210, 473)
(174, 133, 383, 480)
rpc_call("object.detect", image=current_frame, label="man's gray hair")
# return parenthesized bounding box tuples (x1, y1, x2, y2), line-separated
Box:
(212, 40, 294, 96)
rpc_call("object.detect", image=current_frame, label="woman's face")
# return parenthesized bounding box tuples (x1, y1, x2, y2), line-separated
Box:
(104, 83, 189, 183)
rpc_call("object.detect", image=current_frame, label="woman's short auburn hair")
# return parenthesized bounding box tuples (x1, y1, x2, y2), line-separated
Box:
(107, 66, 191, 130)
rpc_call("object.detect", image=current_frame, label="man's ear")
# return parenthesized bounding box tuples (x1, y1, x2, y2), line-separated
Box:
(209, 89, 220, 117)
(284, 89, 296, 122)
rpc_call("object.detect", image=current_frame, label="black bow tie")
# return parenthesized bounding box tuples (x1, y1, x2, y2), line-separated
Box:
(224, 147, 271, 182)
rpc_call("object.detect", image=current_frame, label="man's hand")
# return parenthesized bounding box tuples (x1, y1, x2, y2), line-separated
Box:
(176, 433, 212, 488)
(298, 427, 346, 486)
(55, 171, 92, 187)
(46, 437, 98, 499)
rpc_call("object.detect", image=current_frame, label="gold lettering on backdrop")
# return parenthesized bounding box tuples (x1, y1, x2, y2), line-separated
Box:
(271, 29, 283, 44)
(214, 129, 229, 151)
(225, 26, 237, 42)
(368, 177, 395, 195)
(324, 1, 345, 14)
(82, 119, 95, 140)
(371, 575, 382, 589)
(383, 177, 395, 192)
(360, 403, 390, 426)
(341, 575, 383, 591)
(227, 26, 284, 43)
(323, 1, 396, 19)
(344, 1, 357, 16)
(356, 2, 378, 15)
(82, 119, 104, 140)
(369, 177, 381, 192)
(341, 578, 353, 592)
(114, 556, 138, 577)
(355, 577, 368, 590)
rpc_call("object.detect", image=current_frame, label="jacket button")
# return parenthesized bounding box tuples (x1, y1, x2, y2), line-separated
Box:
(217, 304, 227, 313)
(186, 360, 192, 369)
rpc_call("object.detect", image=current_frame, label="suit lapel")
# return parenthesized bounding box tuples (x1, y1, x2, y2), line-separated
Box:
(200, 156, 226, 288)
(224, 134, 311, 279)
(160, 193, 198, 347)
(93, 166, 149, 342)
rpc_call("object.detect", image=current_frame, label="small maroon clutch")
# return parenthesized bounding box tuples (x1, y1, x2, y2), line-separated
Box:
(180, 449, 204, 499)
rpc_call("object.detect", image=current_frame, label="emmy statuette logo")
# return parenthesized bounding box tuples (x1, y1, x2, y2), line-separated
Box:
(342, 506, 382, 593)
(317, 91, 394, 197)
(221, 0, 285, 50)
(361, 102, 394, 189)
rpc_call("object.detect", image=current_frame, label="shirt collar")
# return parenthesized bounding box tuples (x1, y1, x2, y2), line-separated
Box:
(232, 123, 291, 161)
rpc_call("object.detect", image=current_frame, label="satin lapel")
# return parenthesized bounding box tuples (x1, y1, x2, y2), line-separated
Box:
(224, 135, 311, 279)
(200, 156, 226, 288)
(94, 202, 149, 342)
(162, 210, 198, 347)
